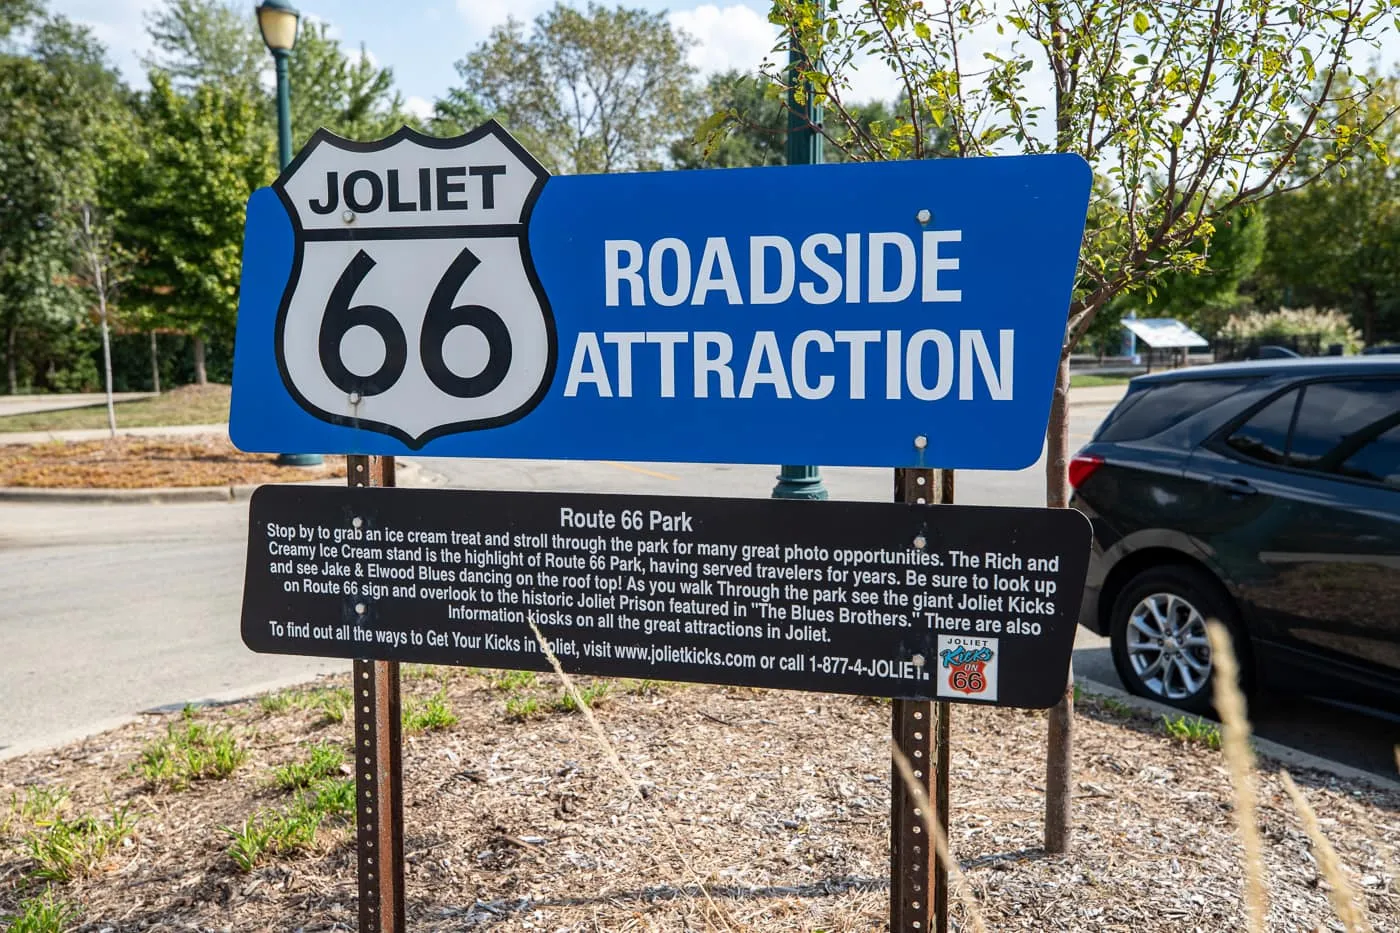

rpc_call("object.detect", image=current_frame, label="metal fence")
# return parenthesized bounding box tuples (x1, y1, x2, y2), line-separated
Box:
(1210, 333, 1329, 362)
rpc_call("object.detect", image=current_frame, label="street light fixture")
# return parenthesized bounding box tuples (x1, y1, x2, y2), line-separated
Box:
(257, 1, 322, 466)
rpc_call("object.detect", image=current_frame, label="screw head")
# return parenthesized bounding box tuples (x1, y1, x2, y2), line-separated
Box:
(342, 210, 355, 223)
(349, 391, 362, 404)
(916, 208, 932, 224)
(914, 435, 928, 449)
(352, 516, 363, 529)
(913, 535, 927, 550)
(912, 654, 926, 667)
(355, 602, 366, 615)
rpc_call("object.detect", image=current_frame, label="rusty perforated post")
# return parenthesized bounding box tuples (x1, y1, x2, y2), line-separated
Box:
(350, 455, 405, 933)
(891, 466, 950, 933)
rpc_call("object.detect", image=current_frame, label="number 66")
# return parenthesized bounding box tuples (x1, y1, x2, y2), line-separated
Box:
(318, 246, 512, 399)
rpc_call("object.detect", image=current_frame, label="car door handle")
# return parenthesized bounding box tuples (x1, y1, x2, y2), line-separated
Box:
(1210, 478, 1258, 497)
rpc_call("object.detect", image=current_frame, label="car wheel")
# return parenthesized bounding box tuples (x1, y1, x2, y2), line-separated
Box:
(1109, 564, 1248, 714)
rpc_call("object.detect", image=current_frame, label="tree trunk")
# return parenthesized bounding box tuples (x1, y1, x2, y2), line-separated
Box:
(5, 323, 15, 395)
(193, 335, 207, 385)
(99, 294, 116, 438)
(1044, 350, 1074, 853)
(150, 332, 161, 394)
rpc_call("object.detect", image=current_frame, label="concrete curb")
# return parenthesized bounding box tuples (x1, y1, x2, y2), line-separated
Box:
(1076, 676, 1400, 793)
(0, 460, 432, 504)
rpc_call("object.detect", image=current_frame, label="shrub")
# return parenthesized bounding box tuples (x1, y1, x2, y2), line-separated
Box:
(1217, 306, 1362, 353)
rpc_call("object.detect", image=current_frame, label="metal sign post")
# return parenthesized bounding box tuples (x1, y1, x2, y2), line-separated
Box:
(891, 467, 953, 933)
(349, 455, 405, 933)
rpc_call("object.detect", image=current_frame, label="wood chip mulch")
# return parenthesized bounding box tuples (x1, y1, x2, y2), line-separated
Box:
(1, 672, 1397, 932)
(0, 435, 346, 488)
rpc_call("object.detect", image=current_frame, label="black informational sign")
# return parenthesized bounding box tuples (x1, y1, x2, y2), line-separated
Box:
(242, 486, 1091, 708)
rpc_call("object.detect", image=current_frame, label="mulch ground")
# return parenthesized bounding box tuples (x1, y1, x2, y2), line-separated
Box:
(0, 435, 345, 488)
(2, 671, 1397, 931)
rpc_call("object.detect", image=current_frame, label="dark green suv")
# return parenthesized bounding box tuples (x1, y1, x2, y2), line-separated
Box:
(1070, 357, 1400, 713)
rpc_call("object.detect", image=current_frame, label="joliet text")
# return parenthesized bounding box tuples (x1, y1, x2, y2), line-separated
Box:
(562, 230, 1014, 403)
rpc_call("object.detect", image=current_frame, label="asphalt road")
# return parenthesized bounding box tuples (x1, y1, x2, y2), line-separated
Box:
(2, 400, 1396, 779)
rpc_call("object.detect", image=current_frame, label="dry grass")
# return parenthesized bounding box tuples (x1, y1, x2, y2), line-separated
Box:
(1279, 772, 1373, 932)
(0, 434, 345, 488)
(1208, 622, 1269, 932)
(0, 384, 231, 433)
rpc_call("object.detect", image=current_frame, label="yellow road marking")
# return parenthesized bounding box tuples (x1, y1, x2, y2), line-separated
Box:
(602, 461, 682, 481)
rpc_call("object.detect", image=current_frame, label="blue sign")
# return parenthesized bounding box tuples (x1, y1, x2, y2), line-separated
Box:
(230, 122, 1090, 469)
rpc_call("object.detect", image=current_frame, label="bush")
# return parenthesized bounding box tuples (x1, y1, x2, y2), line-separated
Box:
(1217, 307, 1362, 353)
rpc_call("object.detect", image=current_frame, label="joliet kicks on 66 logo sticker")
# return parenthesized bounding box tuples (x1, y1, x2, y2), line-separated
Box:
(936, 635, 999, 701)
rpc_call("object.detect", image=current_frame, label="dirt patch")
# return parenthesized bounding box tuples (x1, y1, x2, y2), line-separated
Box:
(1, 672, 1396, 931)
(0, 435, 345, 488)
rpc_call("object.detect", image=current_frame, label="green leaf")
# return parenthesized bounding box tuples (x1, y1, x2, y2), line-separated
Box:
(1133, 11, 1149, 34)
(914, 21, 932, 40)
(1133, 54, 1149, 65)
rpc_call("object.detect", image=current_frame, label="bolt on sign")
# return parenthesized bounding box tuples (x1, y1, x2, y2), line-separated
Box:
(229, 122, 1091, 469)
(243, 486, 1091, 706)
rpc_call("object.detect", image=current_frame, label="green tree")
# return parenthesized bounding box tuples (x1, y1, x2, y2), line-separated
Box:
(1251, 72, 1400, 344)
(118, 73, 273, 383)
(448, 2, 695, 174)
(672, 71, 913, 169)
(1092, 205, 1268, 350)
(142, 0, 263, 93)
(771, 0, 1399, 858)
(289, 20, 418, 145)
(426, 87, 488, 137)
(0, 9, 128, 393)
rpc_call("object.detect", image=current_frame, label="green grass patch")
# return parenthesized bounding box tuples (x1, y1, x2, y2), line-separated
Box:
(23, 808, 136, 883)
(1070, 372, 1136, 388)
(0, 384, 231, 433)
(8, 786, 70, 828)
(490, 669, 538, 692)
(553, 680, 613, 713)
(5, 887, 80, 933)
(504, 694, 542, 721)
(257, 691, 297, 714)
(402, 689, 458, 734)
(272, 743, 346, 791)
(224, 777, 356, 872)
(138, 716, 249, 791)
(1162, 714, 1222, 749)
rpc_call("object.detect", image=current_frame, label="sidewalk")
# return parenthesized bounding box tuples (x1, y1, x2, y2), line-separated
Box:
(1070, 384, 1130, 407)
(0, 392, 155, 418)
(0, 384, 1128, 448)
(0, 422, 228, 446)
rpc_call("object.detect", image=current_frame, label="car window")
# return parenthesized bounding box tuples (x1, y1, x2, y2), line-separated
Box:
(1223, 389, 1298, 465)
(1338, 423, 1400, 488)
(1289, 380, 1400, 486)
(1096, 378, 1255, 443)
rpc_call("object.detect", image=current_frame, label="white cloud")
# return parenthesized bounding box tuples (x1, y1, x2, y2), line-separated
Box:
(405, 94, 433, 119)
(669, 5, 775, 77)
(455, 0, 548, 34)
(669, 3, 903, 105)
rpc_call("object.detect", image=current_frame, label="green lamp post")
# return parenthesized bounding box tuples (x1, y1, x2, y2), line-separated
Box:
(772, 9, 828, 501)
(258, 0, 323, 467)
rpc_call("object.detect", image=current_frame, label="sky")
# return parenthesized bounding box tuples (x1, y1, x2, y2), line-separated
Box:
(47, 0, 904, 117)
(44, 0, 1400, 135)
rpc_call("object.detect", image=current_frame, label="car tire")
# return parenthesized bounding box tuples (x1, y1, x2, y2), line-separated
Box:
(1109, 564, 1249, 714)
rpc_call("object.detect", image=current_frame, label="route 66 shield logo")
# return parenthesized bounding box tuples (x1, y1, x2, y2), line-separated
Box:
(272, 122, 556, 448)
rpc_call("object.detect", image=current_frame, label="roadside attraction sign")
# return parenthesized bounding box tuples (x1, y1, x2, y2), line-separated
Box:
(229, 121, 1095, 933)
(229, 122, 1092, 470)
